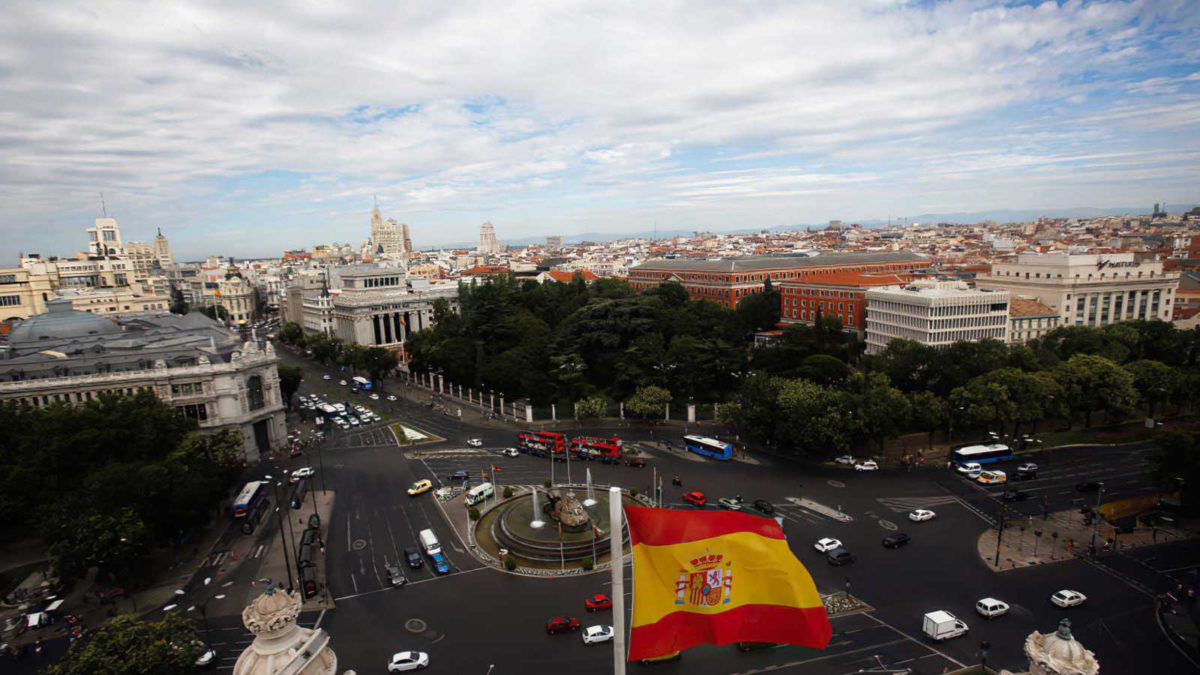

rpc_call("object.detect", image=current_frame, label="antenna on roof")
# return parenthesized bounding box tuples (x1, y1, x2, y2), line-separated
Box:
(100, 192, 107, 218)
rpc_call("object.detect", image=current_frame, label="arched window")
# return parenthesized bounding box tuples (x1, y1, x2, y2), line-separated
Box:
(247, 375, 265, 411)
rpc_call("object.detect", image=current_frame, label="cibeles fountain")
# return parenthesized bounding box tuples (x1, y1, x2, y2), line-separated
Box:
(472, 477, 639, 568)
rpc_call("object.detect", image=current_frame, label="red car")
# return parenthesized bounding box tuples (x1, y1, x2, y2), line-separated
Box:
(626, 458, 646, 468)
(585, 593, 613, 612)
(683, 491, 706, 507)
(545, 616, 581, 634)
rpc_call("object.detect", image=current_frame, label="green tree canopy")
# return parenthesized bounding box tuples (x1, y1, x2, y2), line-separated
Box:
(277, 365, 303, 406)
(626, 386, 672, 418)
(49, 613, 203, 675)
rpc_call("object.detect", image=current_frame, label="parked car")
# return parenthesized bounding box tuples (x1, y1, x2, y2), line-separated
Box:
(975, 598, 1010, 618)
(582, 625, 614, 645)
(752, 499, 775, 515)
(387, 651, 429, 672)
(1051, 590, 1087, 608)
(718, 497, 744, 510)
(386, 563, 406, 587)
(826, 547, 856, 566)
(545, 616, 581, 634)
(909, 509, 937, 522)
(882, 532, 911, 549)
(834, 455, 856, 465)
(585, 593, 613, 611)
(404, 547, 423, 569)
(683, 491, 707, 507)
(854, 460, 880, 472)
(814, 538, 843, 553)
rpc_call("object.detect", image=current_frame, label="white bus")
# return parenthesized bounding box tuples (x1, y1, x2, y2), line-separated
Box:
(352, 376, 372, 390)
(464, 482, 494, 506)
(951, 443, 1014, 466)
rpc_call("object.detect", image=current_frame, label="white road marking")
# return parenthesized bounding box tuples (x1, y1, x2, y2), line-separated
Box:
(860, 612, 966, 668)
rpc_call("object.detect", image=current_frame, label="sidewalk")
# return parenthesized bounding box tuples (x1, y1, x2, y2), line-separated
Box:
(1159, 595, 1200, 668)
(976, 508, 1190, 571)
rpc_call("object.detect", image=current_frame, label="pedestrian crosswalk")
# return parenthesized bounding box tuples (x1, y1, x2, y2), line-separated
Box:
(876, 495, 962, 513)
(203, 543, 269, 568)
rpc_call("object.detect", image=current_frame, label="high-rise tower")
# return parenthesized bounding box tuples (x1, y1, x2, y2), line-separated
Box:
(478, 221, 501, 256)
(153, 228, 174, 266)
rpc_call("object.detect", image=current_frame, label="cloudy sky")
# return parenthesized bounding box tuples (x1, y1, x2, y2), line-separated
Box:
(2, 0, 1198, 261)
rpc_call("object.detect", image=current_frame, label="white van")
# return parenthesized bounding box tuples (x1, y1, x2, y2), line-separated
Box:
(956, 462, 982, 479)
(418, 529, 441, 555)
(464, 482, 494, 506)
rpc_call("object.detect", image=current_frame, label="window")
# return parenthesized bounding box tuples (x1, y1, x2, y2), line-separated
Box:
(0, 295, 20, 306)
(247, 375, 265, 411)
(177, 404, 208, 421)
(171, 382, 204, 396)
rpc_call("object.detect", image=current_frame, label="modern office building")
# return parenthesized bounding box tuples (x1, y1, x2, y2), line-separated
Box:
(975, 253, 1179, 327)
(865, 280, 1010, 354)
(628, 252, 927, 309)
(0, 300, 286, 459)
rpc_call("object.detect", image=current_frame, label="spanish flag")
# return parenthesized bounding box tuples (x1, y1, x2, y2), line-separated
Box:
(626, 505, 831, 661)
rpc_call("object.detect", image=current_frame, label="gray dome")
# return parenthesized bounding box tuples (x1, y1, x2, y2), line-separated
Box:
(7, 299, 122, 345)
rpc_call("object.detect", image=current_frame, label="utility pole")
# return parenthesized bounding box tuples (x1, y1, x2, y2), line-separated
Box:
(1089, 482, 1105, 552)
(994, 506, 1006, 567)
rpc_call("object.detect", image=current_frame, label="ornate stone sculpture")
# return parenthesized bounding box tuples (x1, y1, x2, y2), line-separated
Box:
(233, 581, 337, 675)
(1024, 619, 1099, 675)
(544, 488, 591, 532)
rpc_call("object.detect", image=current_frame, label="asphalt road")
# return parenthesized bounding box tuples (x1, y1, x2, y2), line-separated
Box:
(111, 347, 1194, 675)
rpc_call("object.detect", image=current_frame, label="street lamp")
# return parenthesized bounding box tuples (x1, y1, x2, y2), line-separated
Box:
(1088, 482, 1105, 553)
(263, 475, 297, 591)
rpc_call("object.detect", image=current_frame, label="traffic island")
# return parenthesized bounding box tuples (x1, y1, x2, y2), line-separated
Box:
(388, 422, 443, 446)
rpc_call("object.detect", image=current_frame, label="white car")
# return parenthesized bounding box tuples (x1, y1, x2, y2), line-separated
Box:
(975, 597, 1010, 618)
(814, 538, 842, 553)
(582, 625, 614, 645)
(194, 645, 216, 668)
(1050, 590, 1087, 608)
(339, 380, 348, 386)
(854, 460, 879, 471)
(834, 455, 856, 465)
(388, 651, 430, 672)
(370, 393, 380, 400)
(387, 395, 398, 401)
(322, 374, 331, 380)
(290, 467, 315, 483)
(466, 438, 483, 447)
(501, 448, 519, 457)
(909, 509, 936, 522)
(718, 497, 744, 511)
(956, 462, 982, 475)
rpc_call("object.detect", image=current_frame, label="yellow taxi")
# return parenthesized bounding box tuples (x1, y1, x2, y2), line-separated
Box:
(407, 479, 433, 496)
(977, 470, 1007, 485)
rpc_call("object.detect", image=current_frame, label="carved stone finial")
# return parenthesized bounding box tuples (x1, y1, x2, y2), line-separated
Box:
(1056, 618, 1072, 640)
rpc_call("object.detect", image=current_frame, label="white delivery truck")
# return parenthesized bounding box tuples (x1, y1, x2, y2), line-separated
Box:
(419, 528, 441, 555)
(923, 610, 969, 641)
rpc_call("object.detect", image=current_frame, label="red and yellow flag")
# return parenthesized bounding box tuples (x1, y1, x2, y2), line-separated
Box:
(625, 505, 831, 661)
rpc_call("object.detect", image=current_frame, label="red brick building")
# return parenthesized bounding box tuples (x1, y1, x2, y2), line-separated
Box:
(627, 252, 928, 309)
(778, 272, 924, 334)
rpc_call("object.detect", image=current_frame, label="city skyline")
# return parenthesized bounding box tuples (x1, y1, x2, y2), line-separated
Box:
(3, 0, 1199, 262)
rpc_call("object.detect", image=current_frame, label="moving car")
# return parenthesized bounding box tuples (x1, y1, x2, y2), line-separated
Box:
(407, 479, 433, 496)
(1076, 481, 1102, 493)
(1051, 590, 1087, 608)
(387, 395, 398, 401)
(501, 448, 520, 457)
(923, 610, 968, 641)
(834, 455, 856, 465)
(1001, 490, 1028, 502)
(814, 538, 842, 553)
(449, 470, 471, 482)
(752, 499, 774, 515)
(882, 532, 911, 549)
(956, 462, 983, 478)
(429, 552, 451, 575)
(585, 593, 612, 611)
(290, 467, 315, 483)
(718, 497, 744, 510)
(387, 651, 429, 672)
(682, 491, 707, 507)
(975, 598, 1010, 618)
(854, 459, 880, 471)
(826, 547, 856, 566)
(582, 625, 614, 645)
(546, 616, 581, 634)
(322, 374, 331, 380)
(369, 393, 380, 400)
(909, 509, 936, 522)
(339, 380, 347, 386)
(194, 643, 217, 669)
(626, 458, 646, 468)
(1016, 462, 1038, 478)
(404, 547, 423, 569)
(466, 438, 483, 447)
(977, 470, 1007, 485)
(386, 563, 406, 587)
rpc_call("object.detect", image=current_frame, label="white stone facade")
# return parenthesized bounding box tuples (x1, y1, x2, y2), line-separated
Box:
(865, 280, 1010, 354)
(977, 252, 1179, 327)
(330, 267, 458, 353)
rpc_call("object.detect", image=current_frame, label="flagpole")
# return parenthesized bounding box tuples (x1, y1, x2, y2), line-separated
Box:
(609, 486, 626, 675)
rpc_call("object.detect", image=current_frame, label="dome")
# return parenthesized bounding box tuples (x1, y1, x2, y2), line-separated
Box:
(1026, 619, 1098, 675)
(7, 299, 122, 346)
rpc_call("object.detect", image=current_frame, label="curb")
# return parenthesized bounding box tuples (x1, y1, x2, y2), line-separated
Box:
(1156, 598, 1200, 670)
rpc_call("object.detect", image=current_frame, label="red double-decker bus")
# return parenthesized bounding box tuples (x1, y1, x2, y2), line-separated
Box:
(517, 430, 567, 457)
(570, 436, 623, 461)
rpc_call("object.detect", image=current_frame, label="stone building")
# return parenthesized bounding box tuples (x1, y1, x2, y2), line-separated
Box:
(330, 267, 457, 357)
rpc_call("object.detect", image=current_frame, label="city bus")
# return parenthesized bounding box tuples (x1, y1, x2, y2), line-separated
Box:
(233, 481, 266, 518)
(683, 435, 733, 461)
(951, 443, 1014, 466)
(352, 376, 372, 391)
(464, 482, 494, 506)
(517, 431, 568, 457)
(570, 436, 623, 462)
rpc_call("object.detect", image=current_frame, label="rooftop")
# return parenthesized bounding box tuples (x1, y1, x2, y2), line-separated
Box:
(1010, 297, 1057, 317)
(632, 251, 925, 273)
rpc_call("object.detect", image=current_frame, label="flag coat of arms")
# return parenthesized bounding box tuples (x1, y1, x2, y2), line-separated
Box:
(625, 505, 831, 661)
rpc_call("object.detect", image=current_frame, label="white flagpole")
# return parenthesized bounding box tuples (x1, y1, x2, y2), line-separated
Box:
(610, 486, 626, 675)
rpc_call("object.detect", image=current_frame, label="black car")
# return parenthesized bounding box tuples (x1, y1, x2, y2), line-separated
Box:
(1001, 490, 1028, 502)
(882, 532, 910, 549)
(449, 470, 471, 482)
(826, 547, 856, 566)
(404, 547, 423, 569)
(1076, 481, 1102, 493)
(752, 499, 775, 515)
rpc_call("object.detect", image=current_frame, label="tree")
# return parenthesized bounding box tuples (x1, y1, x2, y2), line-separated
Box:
(46, 507, 151, 585)
(1052, 354, 1137, 427)
(1123, 359, 1179, 418)
(797, 354, 849, 386)
(361, 346, 399, 384)
(576, 395, 607, 419)
(277, 365, 303, 407)
(907, 390, 948, 450)
(842, 372, 911, 454)
(626, 386, 672, 419)
(1148, 430, 1199, 514)
(735, 277, 781, 333)
(774, 378, 854, 456)
(280, 321, 304, 345)
(199, 305, 229, 322)
(49, 613, 203, 675)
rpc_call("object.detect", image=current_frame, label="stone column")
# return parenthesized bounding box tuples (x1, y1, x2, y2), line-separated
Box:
(525, 406, 533, 423)
(687, 403, 696, 423)
(551, 404, 557, 422)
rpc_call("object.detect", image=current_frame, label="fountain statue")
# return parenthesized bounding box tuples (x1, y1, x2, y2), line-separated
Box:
(544, 488, 591, 532)
(530, 489, 545, 529)
(584, 468, 597, 507)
